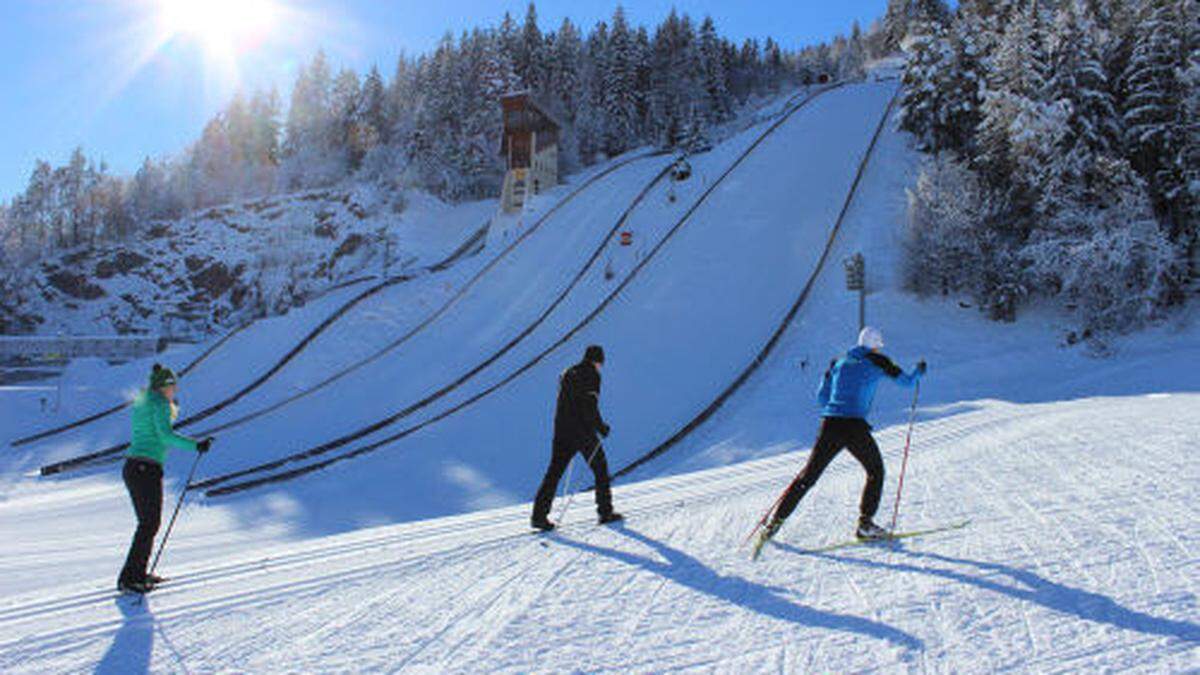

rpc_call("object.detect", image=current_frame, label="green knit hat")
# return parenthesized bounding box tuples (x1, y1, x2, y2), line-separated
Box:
(149, 363, 178, 390)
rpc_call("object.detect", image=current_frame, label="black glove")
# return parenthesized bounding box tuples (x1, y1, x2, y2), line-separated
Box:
(916, 360, 928, 375)
(197, 437, 214, 454)
(598, 423, 611, 438)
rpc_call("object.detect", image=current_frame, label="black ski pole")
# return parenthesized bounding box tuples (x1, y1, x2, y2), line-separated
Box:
(150, 451, 204, 577)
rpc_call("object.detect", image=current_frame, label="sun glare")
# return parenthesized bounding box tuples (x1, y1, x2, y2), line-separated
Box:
(159, 0, 279, 55)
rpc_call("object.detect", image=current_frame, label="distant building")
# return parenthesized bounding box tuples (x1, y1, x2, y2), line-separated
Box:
(499, 92, 560, 212)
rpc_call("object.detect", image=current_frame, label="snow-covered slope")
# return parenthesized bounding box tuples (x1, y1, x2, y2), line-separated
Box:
(199, 82, 899, 527)
(0, 392, 1195, 672)
(0, 185, 493, 338)
(1, 74, 1197, 672)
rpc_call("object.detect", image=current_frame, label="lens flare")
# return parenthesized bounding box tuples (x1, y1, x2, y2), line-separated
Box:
(159, 0, 279, 53)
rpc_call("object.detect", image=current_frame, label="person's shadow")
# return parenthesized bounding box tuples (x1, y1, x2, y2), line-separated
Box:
(95, 596, 154, 675)
(775, 542, 1200, 644)
(551, 525, 922, 650)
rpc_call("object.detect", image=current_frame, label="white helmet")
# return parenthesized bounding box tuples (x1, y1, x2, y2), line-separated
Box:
(858, 326, 885, 350)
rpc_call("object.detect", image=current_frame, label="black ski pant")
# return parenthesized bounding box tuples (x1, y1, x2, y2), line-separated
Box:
(532, 438, 614, 522)
(772, 417, 884, 526)
(119, 458, 163, 585)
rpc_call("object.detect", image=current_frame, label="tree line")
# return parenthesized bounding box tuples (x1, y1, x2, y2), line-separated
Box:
(0, 3, 881, 266)
(897, 0, 1197, 333)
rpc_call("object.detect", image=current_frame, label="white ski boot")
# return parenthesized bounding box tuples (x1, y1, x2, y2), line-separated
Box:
(856, 519, 891, 541)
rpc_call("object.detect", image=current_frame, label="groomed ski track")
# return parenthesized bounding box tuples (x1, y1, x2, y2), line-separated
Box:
(0, 393, 1195, 672)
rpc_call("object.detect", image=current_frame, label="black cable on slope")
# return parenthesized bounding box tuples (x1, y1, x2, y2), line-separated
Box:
(33, 222, 485, 472)
(35, 275, 411, 474)
(9, 306, 263, 448)
(11, 276, 394, 451)
(191, 158, 678, 490)
(17, 218, 492, 452)
(37, 154, 657, 477)
(608, 87, 903, 483)
(199, 85, 842, 498)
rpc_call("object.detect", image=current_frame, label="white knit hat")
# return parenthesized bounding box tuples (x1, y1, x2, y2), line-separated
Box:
(858, 326, 884, 350)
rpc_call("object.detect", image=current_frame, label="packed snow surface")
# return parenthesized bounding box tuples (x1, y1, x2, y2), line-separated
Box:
(0, 393, 1196, 672)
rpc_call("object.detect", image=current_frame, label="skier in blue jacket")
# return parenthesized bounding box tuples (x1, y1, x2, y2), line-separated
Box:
(762, 327, 925, 543)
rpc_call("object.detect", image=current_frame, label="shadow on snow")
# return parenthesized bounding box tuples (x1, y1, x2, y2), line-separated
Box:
(776, 542, 1200, 644)
(552, 525, 923, 651)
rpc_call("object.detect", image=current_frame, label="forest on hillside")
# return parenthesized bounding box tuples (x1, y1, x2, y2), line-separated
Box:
(0, 4, 880, 262)
(897, 0, 1197, 333)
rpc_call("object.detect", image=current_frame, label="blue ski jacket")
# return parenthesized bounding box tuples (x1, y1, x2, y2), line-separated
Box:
(817, 346, 923, 420)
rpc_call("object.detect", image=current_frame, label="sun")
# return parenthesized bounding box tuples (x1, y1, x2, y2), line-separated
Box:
(158, 0, 279, 56)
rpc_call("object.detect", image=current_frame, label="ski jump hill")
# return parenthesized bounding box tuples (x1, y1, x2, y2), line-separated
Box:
(1, 78, 1197, 672)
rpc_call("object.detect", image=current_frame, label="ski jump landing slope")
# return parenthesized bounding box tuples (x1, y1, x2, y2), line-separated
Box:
(188, 85, 834, 496)
(12, 154, 664, 477)
(212, 83, 899, 526)
(162, 156, 673, 481)
(0, 393, 1195, 672)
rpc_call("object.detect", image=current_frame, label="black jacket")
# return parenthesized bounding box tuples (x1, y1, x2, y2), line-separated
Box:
(553, 362, 608, 445)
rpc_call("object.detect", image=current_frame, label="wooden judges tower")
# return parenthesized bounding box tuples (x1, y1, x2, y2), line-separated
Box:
(499, 92, 559, 213)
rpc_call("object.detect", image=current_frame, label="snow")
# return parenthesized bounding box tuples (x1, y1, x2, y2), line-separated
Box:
(1, 81, 1197, 672)
(1, 394, 1196, 672)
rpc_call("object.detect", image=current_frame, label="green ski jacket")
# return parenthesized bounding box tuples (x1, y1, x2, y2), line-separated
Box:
(127, 390, 198, 465)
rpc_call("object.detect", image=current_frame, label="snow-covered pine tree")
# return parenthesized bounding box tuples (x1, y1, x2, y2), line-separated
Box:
(1048, 2, 1122, 158)
(357, 66, 389, 152)
(840, 21, 868, 81)
(696, 17, 733, 126)
(574, 20, 608, 165)
(634, 25, 653, 125)
(331, 67, 361, 163)
(129, 158, 170, 222)
(497, 11, 520, 68)
(547, 18, 582, 123)
(517, 2, 546, 92)
(1029, 0, 1123, 218)
(283, 52, 331, 157)
(387, 54, 418, 144)
(1022, 156, 1183, 332)
(904, 152, 1002, 301)
(249, 89, 282, 188)
(280, 51, 339, 189)
(1178, 1, 1200, 253)
(974, 1, 1054, 199)
(541, 20, 582, 170)
(647, 9, 702, 149)
(900, 5, 984, 155)
(190, 115, 236, 208)
(884, 0, 951, 50)
(899, 17, 950, 150)
(682, 104, 711, 154)
(603, 6, 641, 156)
(411, 34, 468, 197)
(1120, 0, 1187, 219)
(763, 38, 786, 90)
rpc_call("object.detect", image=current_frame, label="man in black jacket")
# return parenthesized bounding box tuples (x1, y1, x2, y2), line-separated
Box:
(531, 345, 623, 531)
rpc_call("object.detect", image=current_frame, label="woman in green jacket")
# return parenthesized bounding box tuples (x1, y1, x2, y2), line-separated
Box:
(118, 364, 212, 593)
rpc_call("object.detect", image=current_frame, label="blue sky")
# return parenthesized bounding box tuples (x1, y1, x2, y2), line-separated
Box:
(0, 1, 891, 201)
